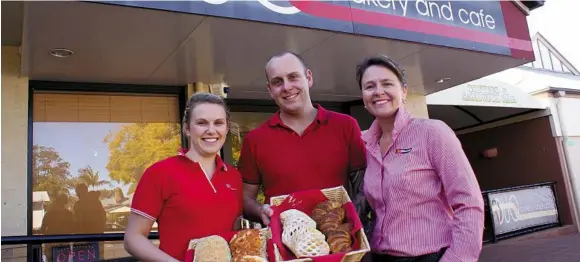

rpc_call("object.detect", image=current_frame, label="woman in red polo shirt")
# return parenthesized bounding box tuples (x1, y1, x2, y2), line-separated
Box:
(355, 55, 485, 262)
(124, 93, 243, 262)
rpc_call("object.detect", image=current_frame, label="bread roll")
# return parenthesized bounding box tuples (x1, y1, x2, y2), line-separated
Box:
(193, 235, 231, 262)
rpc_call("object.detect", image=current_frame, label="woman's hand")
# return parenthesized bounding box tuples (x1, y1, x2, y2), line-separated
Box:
(124, 213, 176, 262)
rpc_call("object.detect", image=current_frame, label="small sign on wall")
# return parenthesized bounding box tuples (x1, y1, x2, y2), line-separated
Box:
(488, 185, 559, 236)
(52, 242, 99, 262)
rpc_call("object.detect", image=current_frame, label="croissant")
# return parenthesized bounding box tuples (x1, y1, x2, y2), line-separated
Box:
(310, 201, 354, 254)
(319, 216, 339, 233)
(317, 208, 346, 234)
(326, 223, 352, 254)
(311, 200, 345, 231)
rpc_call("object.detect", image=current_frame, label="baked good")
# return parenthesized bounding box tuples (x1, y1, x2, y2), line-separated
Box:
(237, 255, 268, 262)
(229, 229, 265, 262)
(193, 235, 231, 262)
(313, 201, 346, 235)
(326, 223, 352, 253)
(311, 201, 342, 224)
(280, 209, 330, 258)
(310, 200, 353, 254)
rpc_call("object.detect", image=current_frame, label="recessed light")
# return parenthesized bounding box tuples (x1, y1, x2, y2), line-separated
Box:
(49, 48, 74, 58)
(436, 77, 451, 83)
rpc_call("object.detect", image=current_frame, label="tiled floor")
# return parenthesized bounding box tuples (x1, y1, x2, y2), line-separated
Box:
(479, 234, 580, 262)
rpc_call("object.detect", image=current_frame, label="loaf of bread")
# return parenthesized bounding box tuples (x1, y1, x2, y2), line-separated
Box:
(193, 235, 231, 262)
(280, 209, 330, 258)
(229, 229, 265, 262)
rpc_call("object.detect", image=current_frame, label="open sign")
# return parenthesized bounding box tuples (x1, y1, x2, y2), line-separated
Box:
(52, 243, 99, 262)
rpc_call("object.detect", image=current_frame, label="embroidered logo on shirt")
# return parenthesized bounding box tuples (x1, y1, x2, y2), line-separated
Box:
(395, 148, 412, 154)
(226, 184, 238, 191)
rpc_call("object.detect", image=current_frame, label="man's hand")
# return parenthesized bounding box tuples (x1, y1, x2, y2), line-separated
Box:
(260, 204, 274, 226)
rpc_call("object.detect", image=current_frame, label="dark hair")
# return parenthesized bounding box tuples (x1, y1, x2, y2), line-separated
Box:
(75, 183, 88, 193)
(264, 51, 308, 80)
(356, 55, 407, 89)
(182, 93, 230, 128)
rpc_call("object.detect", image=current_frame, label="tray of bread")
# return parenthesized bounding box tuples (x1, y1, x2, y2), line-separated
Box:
(186, 225, 271, 262)
(268, 186, 370, 262)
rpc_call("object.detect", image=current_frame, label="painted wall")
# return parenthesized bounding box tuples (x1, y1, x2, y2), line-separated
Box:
(484, 67, 580, 226)
(458, 116, 574, 225)
(487, 67, 580, 136)
(559, 95, 580, 136)
(1, 46, 30, 261)
(566, 136, 580, 213)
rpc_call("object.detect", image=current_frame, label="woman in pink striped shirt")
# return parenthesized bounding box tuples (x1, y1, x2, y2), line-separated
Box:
(356, 55, 485, 262)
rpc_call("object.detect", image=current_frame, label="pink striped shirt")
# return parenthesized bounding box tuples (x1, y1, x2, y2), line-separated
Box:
(362, 107, 484, 262)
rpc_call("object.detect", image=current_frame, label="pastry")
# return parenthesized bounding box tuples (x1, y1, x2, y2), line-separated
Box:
(311, 200, 342, 224)
(230, 229, 265, 262)
(193, 235, 231, 262)
(326, 223, 352, 253)
(310, 200, 354, 254)
(280, 209, 330, 258)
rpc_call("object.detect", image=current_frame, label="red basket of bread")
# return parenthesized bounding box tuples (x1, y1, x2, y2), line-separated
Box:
(267, 186, 370, 262)
(185, 224, 272, 262)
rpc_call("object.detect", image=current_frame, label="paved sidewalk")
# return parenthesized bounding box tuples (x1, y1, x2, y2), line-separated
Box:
(479, 234, 580, 262)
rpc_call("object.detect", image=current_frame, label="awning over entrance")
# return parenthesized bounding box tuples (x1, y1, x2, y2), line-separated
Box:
(8, 0, 536, 101)
(426, 78, 546, 131)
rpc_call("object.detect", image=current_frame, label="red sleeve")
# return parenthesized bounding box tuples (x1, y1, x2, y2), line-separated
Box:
(238, 134, 261, 185)
(347, 116, 367, 172)
(130, 163, 165, 221)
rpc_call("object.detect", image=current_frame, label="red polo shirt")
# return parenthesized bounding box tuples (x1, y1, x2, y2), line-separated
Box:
(238, 105, 366, 203)
(130, 151, 243, 261)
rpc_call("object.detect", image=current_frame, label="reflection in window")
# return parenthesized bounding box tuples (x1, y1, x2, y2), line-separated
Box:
(39, 240, 160, 262)
(227, 112, 273, 204)
(32, 92, 181, 237)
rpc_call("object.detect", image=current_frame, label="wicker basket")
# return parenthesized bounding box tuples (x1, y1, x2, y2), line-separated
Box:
(269, 186, 371, 262)
(187, 227, 272, 262)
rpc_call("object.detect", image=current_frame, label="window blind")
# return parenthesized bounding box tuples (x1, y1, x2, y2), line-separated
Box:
(33, 92, 179, 123)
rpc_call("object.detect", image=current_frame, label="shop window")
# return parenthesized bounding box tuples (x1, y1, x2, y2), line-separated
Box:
(227, 112, 273, 204)
(31, 91, 181, 236)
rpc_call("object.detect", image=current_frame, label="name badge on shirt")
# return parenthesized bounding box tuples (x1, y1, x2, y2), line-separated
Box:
(395, 148, 412, 154)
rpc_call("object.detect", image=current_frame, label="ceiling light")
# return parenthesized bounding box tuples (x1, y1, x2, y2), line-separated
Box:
(49, 48, 74, 58)
(436, 77, 451, 83)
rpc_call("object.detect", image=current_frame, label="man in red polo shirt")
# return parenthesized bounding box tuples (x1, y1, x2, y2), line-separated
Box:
(238, 51, 367, 226)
